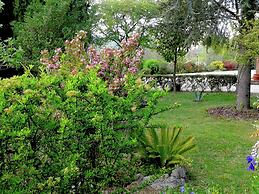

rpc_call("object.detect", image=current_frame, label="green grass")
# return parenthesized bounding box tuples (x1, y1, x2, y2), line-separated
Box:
(152, 92, 258, 193)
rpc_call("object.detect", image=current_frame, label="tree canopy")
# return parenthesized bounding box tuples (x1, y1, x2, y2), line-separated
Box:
(207, 0, 259, 110)
(155, 0, 214, 90)
(94, 0, 158, 47)
(12, 0, 95, 63)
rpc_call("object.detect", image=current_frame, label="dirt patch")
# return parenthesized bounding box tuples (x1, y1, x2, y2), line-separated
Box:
(207, 106, 259, 120)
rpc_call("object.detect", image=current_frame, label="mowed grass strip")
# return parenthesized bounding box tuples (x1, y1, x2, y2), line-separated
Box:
(152, 92, 257, 193)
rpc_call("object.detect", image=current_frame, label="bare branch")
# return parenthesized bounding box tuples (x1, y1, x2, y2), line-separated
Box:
(212, 0, 241, 23)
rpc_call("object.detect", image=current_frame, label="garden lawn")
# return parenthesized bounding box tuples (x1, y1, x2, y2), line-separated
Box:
(152, 92, 257, 193)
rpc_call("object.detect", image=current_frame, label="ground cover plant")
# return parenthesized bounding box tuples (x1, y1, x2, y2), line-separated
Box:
(151, 92, 258, 193)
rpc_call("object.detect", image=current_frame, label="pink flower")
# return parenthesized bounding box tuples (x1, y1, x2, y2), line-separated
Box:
(128, 66, 138, 74)
(71, 68, 77, 75)
(40, 31, 143, 95)
(55, 48, 62, 53)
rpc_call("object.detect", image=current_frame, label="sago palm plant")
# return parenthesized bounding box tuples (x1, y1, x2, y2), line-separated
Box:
(138, 127, 195, 167)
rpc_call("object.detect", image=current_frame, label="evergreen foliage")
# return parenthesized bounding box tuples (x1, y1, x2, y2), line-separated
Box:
(12, 0, 95, 65)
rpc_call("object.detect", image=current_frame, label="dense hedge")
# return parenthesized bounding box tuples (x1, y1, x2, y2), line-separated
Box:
(141, 59, 173, 75)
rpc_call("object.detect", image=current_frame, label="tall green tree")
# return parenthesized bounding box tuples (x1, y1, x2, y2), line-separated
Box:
(13, 0, 96, 66)
(13, 0, 33, 22)
(94, 0, 158, 47)
(207, 0, 258, 110)
(155, 0, 212, 91)
(157, 0, 259, 110)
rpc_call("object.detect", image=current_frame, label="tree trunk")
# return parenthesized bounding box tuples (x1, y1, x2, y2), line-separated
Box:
(172, 52, 177, 92)
(236, 64, 251, 110)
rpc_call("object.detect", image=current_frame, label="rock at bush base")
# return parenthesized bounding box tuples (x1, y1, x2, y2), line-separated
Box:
(149, 167, 187, 190)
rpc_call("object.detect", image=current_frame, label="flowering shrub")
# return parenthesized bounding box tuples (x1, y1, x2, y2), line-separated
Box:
(223, 60, 237, 70)
(247, 122, 259, 171)
(246, 123, 259, 192)
(177, 62, 206, 73)
(208, 61, 224, 71)
(40, 31, 143, 95)
(0, 32, 169, 193)
(247, 141, 259, 171)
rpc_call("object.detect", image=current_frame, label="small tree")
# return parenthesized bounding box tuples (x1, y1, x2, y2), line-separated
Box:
(155, 0, 209, 91)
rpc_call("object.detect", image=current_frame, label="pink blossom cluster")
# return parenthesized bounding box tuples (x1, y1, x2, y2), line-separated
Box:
(40, 48, 62, 70)
(64, 30, 88, 66)
(40, 31, 144, 94)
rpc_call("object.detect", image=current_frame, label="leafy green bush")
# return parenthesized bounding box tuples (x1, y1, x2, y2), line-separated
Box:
(141, 67, 152, 75)
(142, 59, 160, 74)
(177, 61, 206, 73)
(0, 32, 169, 193)
(0, 38, 24, 69)
(159, 62, 174, 74)
(142, 59, 172, 74)
(138, 127, 195, 167)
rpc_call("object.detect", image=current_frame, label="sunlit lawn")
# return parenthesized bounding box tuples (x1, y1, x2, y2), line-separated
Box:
(152, 92, 257, 193)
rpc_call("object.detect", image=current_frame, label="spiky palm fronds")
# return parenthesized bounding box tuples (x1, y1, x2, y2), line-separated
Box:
(138, 127, 195, 167)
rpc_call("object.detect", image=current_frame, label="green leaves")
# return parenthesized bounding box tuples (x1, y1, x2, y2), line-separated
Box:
(138, 127, 195, 167)
(0, 65, 165, 192)
(155, 0, 211, 63)
(12, 0, 95, 67)
(0, 38, 25, 68)
(237, 20, 259, 64)
(95, 0, 158, 47)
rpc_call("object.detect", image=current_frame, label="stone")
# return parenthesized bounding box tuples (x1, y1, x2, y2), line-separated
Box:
(134, 167, 187, 191)
(125, 167, 187, 193)
(149, 167, 187, 190)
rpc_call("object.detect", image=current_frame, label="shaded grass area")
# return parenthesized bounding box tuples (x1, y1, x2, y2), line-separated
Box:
(152, 92, 257, 193)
